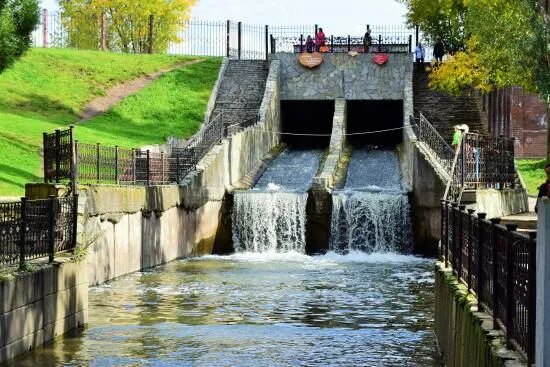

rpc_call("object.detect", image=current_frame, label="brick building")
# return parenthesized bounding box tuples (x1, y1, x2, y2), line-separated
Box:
(483, 87, 548, 158)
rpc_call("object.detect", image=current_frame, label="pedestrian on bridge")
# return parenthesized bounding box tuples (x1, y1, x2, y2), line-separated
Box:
(415, 43, 425, 71)
(316, 27, 326, 52)
(363, 29, 372, 53)
(305, 36, 315, 53)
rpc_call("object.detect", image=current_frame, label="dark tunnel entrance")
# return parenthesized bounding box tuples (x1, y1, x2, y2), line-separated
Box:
(281, 100, 334, 148)
(346, 100, 404, 147)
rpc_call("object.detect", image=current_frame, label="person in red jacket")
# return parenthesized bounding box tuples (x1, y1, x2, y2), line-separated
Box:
(535, 162, 550, 213)
(315, 27, 326, 52)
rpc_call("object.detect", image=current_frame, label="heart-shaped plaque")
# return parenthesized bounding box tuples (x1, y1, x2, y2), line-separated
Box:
(372, 53, 389, 66)
(299, 52, 323, 68)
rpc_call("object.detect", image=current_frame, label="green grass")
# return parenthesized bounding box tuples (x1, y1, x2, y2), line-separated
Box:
(516, 159, 548, 196)
(0, 48, 221, 196)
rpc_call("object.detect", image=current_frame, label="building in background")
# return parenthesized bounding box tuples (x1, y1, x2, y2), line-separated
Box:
(483, 87, 548, 158)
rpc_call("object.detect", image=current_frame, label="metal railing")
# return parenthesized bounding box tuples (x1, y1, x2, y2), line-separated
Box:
(34, 10, 416, 60)
(272, 34, 411, 54)
(441, 201, 535, 363)
(413, 113, 455, 174)
(43, 114, 225, 187)
(0, 195, 78, 268)
(412, 113, 518, 202)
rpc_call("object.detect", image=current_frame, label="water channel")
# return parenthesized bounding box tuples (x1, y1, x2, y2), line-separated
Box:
(7, 147, 441, 366)
(7, 253, 439, 366)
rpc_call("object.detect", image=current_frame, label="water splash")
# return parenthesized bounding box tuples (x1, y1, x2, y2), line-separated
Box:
(232, 191, 308, 253)
(331, 191, 412, 253)
(330, 149, 412, 254)
(232, 149, 321, 253)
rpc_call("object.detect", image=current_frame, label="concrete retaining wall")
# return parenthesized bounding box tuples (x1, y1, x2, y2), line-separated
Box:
(435, 262, 526, 367)
(271, 53, 412, 100)
(0, 259, 88, 364)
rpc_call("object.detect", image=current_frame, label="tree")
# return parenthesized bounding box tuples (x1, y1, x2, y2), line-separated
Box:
(0, 0, 40, 72)
(399, 0, 467, 53)
(59, 0, 197, 53)
(403, 0, 550, 158)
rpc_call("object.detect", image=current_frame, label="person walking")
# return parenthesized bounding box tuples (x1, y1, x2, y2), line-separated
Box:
(414, 43, 425, 71)
(305, 35, 315, 53)
(535, 162, 550, 213)
(363, 29, 372, 53)
(433, 37, 445, 64)
(315, 27, 326, 52)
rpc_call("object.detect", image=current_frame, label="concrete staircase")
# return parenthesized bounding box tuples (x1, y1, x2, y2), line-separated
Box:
(413, 69, 487, 143)
(212, 60, 269, 130)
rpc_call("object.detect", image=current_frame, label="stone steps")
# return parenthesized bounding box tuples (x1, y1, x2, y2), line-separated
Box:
(211, 60, 269, 129)
(413, 70, 487, 143)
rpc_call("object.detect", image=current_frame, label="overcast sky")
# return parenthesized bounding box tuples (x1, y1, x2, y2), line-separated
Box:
(40, 0, 408, 35)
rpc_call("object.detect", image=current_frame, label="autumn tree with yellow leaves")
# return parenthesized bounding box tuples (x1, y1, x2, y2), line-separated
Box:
(58, 0, 197, 53)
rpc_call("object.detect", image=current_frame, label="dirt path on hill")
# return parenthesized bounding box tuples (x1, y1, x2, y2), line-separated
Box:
(78, 59, 205, 122)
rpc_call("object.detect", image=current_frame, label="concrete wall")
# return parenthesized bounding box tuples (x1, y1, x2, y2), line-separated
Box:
(472, 189, 529, 219)
(312, 98, 346, 190)
(79, 59, 282, 286)
(435, 262, 527, 366)
(0, 260, 88, 364)
(271, 53, 412, 100)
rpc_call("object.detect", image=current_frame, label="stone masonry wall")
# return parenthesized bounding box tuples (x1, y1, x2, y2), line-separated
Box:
(0, 259, 88, 364)
(435, 262, 527, 366)
(271, 53, 412, 100)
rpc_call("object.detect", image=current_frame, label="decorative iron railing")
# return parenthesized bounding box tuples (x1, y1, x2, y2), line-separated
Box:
(44, 114, 226, 187)
(0, 195, 78, 268)
(34, 10, 417, 59)
(441, 201, 535, 364)
(272, 34, 411, 54)
(43, 126, 75, 187)
(412, 113, 518, 202)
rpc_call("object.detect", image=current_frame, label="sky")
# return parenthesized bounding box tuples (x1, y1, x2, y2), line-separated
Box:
(39, 0, 408, 36)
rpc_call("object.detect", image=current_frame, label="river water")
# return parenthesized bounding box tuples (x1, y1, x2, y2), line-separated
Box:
(7, 252, 440, 367)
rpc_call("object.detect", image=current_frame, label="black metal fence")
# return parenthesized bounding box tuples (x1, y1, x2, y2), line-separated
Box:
(441, 201, 535, 363)
(0, 195, 78, 268)
(43, 114, 225, 187)
(33, 10, 415, 59)
(43, 126, 75, 187)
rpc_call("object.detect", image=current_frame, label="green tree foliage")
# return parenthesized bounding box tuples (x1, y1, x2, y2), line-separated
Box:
(399, 0, 467, 53)
(0, 0, 40, 72)
(403, 0, 549, 102)
(59, 0, 197, 53)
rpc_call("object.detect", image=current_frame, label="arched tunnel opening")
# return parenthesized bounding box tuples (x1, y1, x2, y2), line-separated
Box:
(281, 100, 334, 148)
(347, 100, 404, 147)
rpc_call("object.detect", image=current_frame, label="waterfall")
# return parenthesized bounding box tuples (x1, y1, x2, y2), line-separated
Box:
(330, 149, 412, 254)
(331, 190, 412, 253)
(232, 149, 321, 253)
(232, 191, 308, 253)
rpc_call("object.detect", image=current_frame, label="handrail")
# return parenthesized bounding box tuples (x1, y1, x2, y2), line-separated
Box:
(415, 112, 455, 176)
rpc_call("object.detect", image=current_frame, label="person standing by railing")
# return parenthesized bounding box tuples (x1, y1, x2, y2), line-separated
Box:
(535, 162, 550, 213)
(363, 29, 372, 53)
(305, 35, 315, 53)
(315, 27, 326, 52)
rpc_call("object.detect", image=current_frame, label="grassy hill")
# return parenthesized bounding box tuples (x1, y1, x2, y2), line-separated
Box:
(0, 48, 221, 196)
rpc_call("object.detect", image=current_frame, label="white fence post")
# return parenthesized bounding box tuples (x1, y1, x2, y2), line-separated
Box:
(536, 197, 550, 366)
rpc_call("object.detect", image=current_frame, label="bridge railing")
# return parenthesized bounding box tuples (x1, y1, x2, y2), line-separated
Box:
(43, 113, 225, 187)
(0, 195, 78, 269)
(412, 113, 518, 202)
(441, 201, 536, 364)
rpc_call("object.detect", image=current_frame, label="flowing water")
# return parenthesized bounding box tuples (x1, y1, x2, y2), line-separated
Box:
(232, 149, 321, 253)
(331, 149, 412, 253)
(7, 253, 440, 367)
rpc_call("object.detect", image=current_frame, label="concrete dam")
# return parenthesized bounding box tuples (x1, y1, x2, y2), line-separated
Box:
(5, 52, 532, 366)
